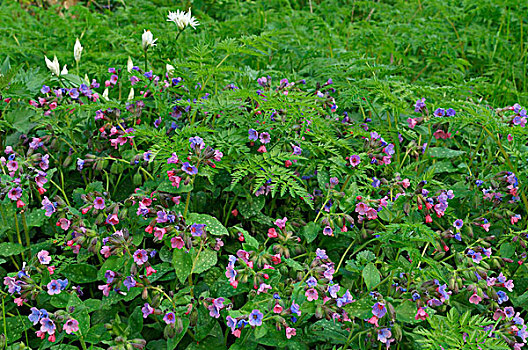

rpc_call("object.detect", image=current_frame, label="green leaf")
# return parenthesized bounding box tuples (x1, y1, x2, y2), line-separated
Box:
(395, 300, 419, 323)
(61, 263, 98, 283)
(187, 213, 228, 236)
(362, 263, 381, 291)
(192, 249, 217, 275)
(4, 107, 35, 133)
(428, 147, 465, 159)
(234, 226, 259, 249)
(172, 248, 193, 284)
(0, 242, 25, 257)
(5, 316, 32, 342)
(302, 222, 319, 243)
(499, 243, 515, 258)
(126, 306, 144, 336)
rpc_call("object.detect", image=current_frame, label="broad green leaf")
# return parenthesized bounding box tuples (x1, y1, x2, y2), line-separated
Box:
(362, 263, 381, 291)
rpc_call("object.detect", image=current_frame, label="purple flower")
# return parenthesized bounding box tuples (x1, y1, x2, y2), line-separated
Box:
(316, 248, 327, 259)
(497, 291, 509, 304)
(41, 85, 50, 94)
(189, 136, 205, 150)
(190, 223, 206, 237)
(123, 276, 136, 290)
(505, 307, 515, 318)
(323, 226, 333, 236)
(306, 277, 317, 288)
(69, 88, 79, 99)
(453, 219, 463, 230)
(110, 74, 118, 84)
(28, 307, 42, 325)
(167, 153, 179, 164)
(105, 270, 116, 284)
(40, 317, 56, 335)
(257, 77, 268, 87)
(248, 309, 263, 326)
(414, 98, 426, 112)
(377, 328, 392, 344)
(433, 108, 445, 117)
(41, 196, 56, 217)
(133, 249, 148, 265)
(328, 284, 340, 298)
(259, 132, 271, 144)
(142, 303, 154, 318)
(336, 289, 354, 307)
(372, 177, 380, 188)
(248, 129, 258, 141)
(182, 162, 198, 175)
(292, 146, 302, 155)
(290, 302, 301, 316)
(226, 315, 237, 332)
(57, 278, 68, 290)
(372, 302, 387, 318)
(163, 312, 176, 324)
(446, 108, 456, 117)
(47, 280, 61, 295)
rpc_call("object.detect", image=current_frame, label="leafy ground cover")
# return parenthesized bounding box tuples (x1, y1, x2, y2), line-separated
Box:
(1, 0, 528, 349)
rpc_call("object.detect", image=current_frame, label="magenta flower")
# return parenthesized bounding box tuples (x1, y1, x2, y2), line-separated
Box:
(167, 153, 179, 164)
(133, 249, 148, 265)
(6, 160, 18, 172)
(286, 327, 296, 339)
(93, 197, 105, 210)
(349, 155, 360, 167)
(171, 236, 185, 249)
(274, 217, 287, 229)
(63, 319, 79, 334)
(7, 187, 22, 201)
(259, 132, 271, 144)
(469, 293, 482, 304)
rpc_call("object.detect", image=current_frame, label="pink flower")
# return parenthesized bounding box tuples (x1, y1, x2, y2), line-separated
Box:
(415, 307, 429, 321)
(56, 218, 71, 231)
(63, 319, 79, 334)
(133, 249, 148, 265)
(100, 246, 112, 258)
(154, 227, 167, 241)
(407, 118, 417, 128)
(93, 197, 105, 210)
(106, 214, 119, 225)
(257, 283, 271, 295)
(305, 288, 319, 301)
(37, 250, 52, 265)
(274, 217, 288, 229)
(401, 179, 410, 188)
(14, 297, 25, 306)
(267, 228, 278, 238)
(469, 293, 482, 305)
(171, 236, 185, 249)
(285, 327, 296, 339)
(273, 304, 283, 314)
(146, 266, 157, 276)
(98, 284, 111, 296)
(257, 145, 267, 153)
(355, 202, 368, 216)
(508, 134, 513, 142)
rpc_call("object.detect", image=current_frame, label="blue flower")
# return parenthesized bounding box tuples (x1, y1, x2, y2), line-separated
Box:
(248, 309, 263, 327)
(372, 177, 381, 188)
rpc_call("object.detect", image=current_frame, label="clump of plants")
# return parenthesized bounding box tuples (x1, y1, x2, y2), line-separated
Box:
(1, 3, 528, 350)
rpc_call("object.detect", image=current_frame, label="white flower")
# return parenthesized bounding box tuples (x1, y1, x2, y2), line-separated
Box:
(44, 55, 61, 76)
(167, 8, 199, 30)
(61, 65, 68, 75)
(102, 88, 109, 100)
(74, 38, 83, 63)
(127, 88, 134, 101)
(142, 30, 157, 50)
(127, 56, 134, 73)
(166, 64, 175, 76)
